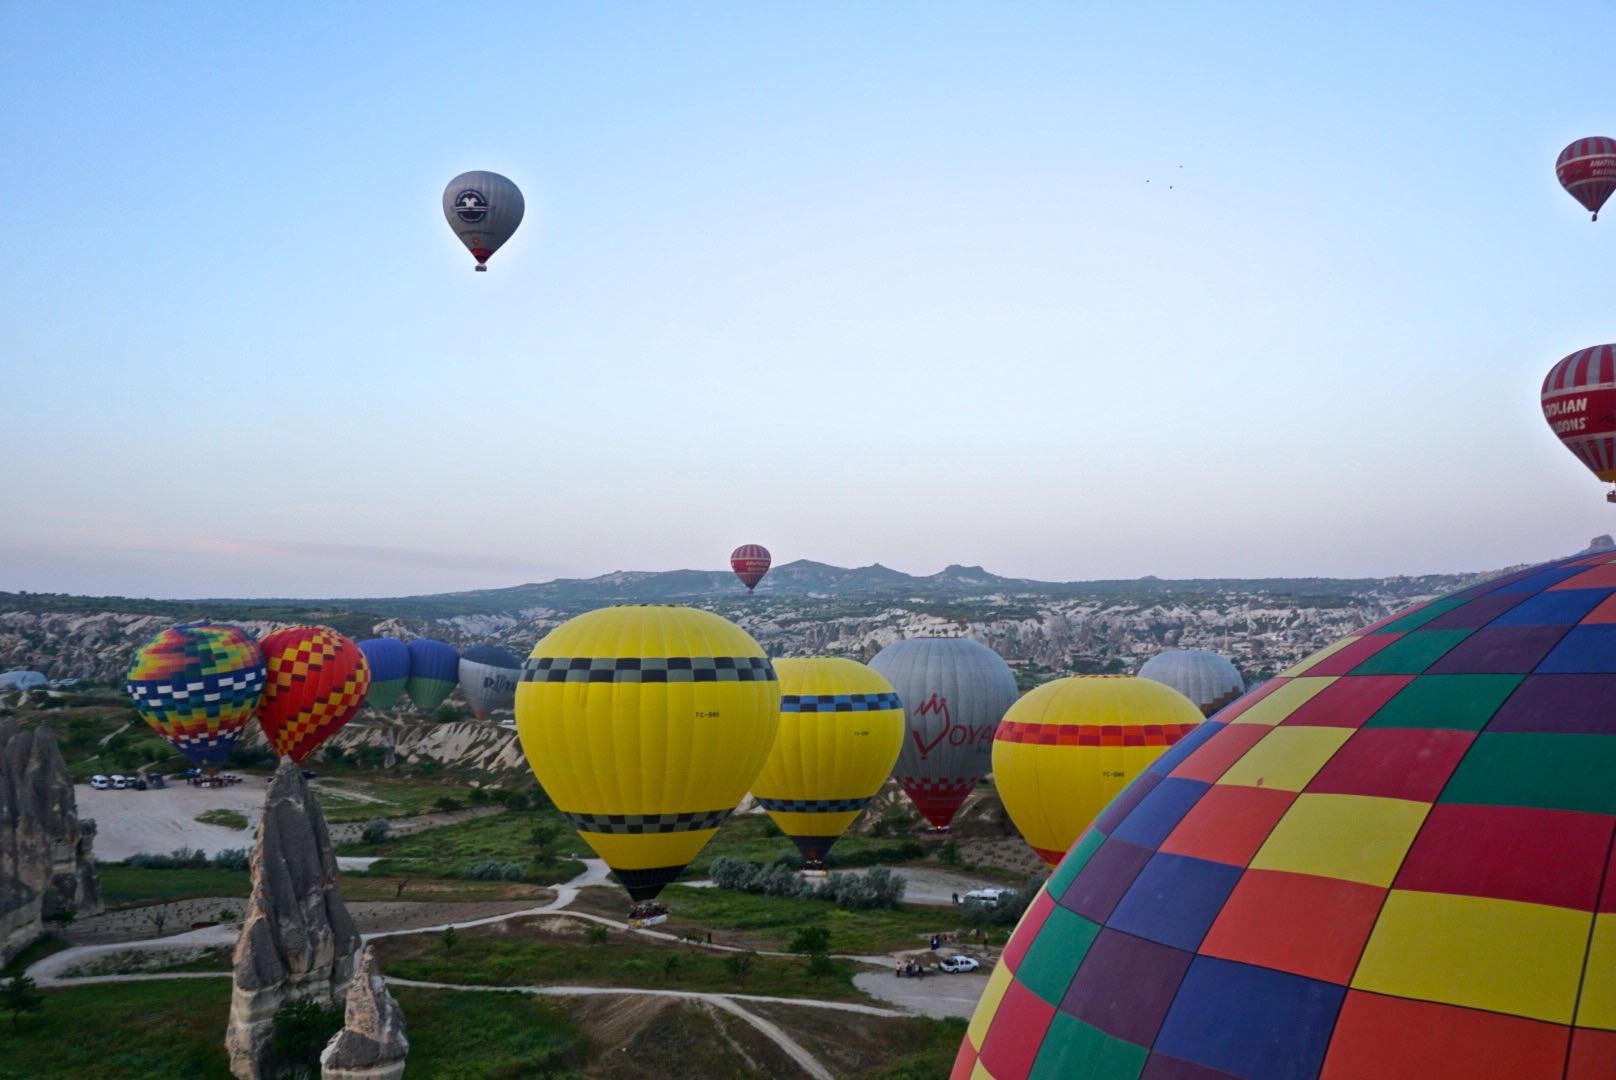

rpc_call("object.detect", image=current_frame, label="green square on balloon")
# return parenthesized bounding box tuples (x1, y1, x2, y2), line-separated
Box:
(1028, 1012, 1148, 1080)
(1017, 905, 1102, 1006)
(1350, 630, 1473, 675)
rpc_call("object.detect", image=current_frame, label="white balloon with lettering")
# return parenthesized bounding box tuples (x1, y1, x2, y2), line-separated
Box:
(868, 637, 1018, 829)
(442, 171, 525, 271)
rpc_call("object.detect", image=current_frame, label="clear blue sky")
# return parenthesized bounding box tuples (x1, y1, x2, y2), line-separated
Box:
(3, 3, 1613, 598)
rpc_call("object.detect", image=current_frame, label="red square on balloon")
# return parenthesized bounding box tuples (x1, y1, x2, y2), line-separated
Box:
(977, 978, 1057, 1079)
(1200, 869, 1382, 985)
(1321, 991, 1568, 1080)
(1159, 785, 1295, 868)
(1170, 725, 1269, 784)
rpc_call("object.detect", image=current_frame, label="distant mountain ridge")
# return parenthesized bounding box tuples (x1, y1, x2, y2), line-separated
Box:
(0, 557, 1480, 622)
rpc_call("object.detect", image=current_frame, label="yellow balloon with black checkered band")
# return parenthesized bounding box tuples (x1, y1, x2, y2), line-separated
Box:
(752, 657, 906, 868)
(514, 605, 780, 901)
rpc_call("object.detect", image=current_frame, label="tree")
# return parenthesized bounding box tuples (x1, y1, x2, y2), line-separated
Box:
(661, 954, 682, 981)
(441, 925, 458, 952)
(150, 910, 168, 937)
(723, 950, 756, 984)
(788, 926, 831, 957)
(529, 821, 560, 861)
(269, 998, 343, 1077)
(361, 819, 390, 845)
(586, 924, 609, 945)
(0, 976, 42, 1029)
(806, 952, 837, 980)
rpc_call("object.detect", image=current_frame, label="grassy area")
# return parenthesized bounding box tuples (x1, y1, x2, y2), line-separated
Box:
(655, 884, 957, 955)
(0, 978, 593, 1080)
(371, 917, 871, 1002)
(681, 813, 930, 878)
(311, 777, 501, 823)
(97, 864, 557, 907)
(98, 866, 251, 907)
(338, 806, 590, 885)
(194, 808, 248, 830)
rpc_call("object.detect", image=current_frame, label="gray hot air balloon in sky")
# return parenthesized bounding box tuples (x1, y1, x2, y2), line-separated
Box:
(868, 637, 1018, 829)
(458, 643, 523, 720)
(442, 171, 524, 271)
(1137, 648, 1245, 717)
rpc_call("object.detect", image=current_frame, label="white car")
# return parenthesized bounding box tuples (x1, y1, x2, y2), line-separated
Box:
(939, 955, 981, 973)
(89, 774, 110, 790)
(963, 887, 1010, 907)
(109, 774, 128, 790)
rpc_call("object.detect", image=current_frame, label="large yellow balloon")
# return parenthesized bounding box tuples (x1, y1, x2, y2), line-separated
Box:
(514, 605, 780, 900)
(992, 675, 1203, 866)
(751, 657, 906, 868)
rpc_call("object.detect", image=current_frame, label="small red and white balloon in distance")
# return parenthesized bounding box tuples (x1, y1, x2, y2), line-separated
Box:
(1556, 137, 1616, 221)
(730, 544, 771, 594)
(1542, 344, 1616, 503)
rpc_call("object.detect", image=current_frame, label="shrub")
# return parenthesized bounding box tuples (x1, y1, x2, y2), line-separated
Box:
(468, 787, 490, 805)
(269, 997, 343, 1076)
(498, 789, 531, 811)
(433, 795, 464, 813)
(361, 819, 390, 845)
(211, 848, 250, 871)
(463, 859, 524, 881)
(585, 924, 609, 945)
(788, 926, 831, 956)
(723, 950, 756, 983)
(938, 840, 961, 866)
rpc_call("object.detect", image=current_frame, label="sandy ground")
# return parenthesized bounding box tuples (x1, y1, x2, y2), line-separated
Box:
(852, 968, 991, 1019)
(77, 779, 268, 861)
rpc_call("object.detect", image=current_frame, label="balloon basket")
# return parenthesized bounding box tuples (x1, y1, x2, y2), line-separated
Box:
(474, 264, 487, 272)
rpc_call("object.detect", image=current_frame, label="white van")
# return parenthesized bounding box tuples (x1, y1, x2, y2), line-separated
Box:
(963, 887, 1011, 908)
(89, 774, 110, 790)
(109, 774, 128, 790)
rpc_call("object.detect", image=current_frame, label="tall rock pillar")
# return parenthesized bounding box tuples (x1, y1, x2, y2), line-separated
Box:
(320, 945, 409, 1079)
(226, 758, 360, 1079)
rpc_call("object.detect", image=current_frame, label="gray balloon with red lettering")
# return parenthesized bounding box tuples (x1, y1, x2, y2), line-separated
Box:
(868, 637, 1019, 829)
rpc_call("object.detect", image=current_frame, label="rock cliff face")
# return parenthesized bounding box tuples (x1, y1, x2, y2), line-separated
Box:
(226, 759, 360, 1080)
(320, 945, 408, 1080)
(327, 717, 524, 775)
(0, 719, 101, 965)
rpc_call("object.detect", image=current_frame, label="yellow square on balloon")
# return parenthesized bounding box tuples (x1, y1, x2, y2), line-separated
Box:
(966, 961, 1016, 1051)
(1576, 913, 1616, 1030)
(1227, 677, 1336, 726)
(1250, 792, 1428, 886)
(1218, 726, 1353, 791)
(1354, 889, 1589, 1024)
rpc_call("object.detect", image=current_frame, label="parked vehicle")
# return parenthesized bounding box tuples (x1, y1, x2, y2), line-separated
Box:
(109, 775, 128, 790)
(962, 888, 1010, 907)
(149, 774, 167, 789)
(89, 775, 110, 790)
(131, 777, 148, 791)
(940, 955, 981, 973)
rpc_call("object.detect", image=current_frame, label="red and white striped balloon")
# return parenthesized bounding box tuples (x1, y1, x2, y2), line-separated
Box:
(729, 544, 771, 593)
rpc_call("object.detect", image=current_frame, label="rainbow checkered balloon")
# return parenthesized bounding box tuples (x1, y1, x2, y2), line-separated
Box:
(125, 621, 265, 767)
(957, 549, 1616, 1079)
(257, 625, 370, 763)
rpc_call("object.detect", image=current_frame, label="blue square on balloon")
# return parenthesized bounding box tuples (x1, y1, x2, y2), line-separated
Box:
(1093, 770, 1164, 835)
(1110, 778, 1211, 850)
(1105, 853, 1241, 952)
(1537, 625, 1616, 673)
(1148, 720, 1224, 777)
(1489, 588, 1606, 627)
(1154, 956, 1345, 1080)
(1493, 567, 1589, 593)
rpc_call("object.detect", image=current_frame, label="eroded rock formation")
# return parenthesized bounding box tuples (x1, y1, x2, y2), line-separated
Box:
(0, 719, 101, 966)
(320, 945, 408, 1079)
(226, 758, 359, 1079)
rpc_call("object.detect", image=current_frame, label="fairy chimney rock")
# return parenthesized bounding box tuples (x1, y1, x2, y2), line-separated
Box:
(320, 945, 408, 1080)
(226, 758, 360, 1079)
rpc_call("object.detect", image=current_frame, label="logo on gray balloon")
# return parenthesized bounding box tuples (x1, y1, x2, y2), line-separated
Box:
(453, 189, 490, 224)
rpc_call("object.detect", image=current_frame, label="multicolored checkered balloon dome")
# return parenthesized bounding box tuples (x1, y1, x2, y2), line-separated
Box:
(125, 621, 265, 767)
(257, 625, 370, 764)
(956, 549, 1616, 1079)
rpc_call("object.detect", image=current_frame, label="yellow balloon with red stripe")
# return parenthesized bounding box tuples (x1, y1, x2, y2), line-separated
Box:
(514, 605, 780, 901)
(752, 657, 905, 867)
(992, 675, 1204, 865)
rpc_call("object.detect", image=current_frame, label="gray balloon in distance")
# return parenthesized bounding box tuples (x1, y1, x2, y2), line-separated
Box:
(458, 644, 523, 719)
(867, 637, 1019, 829)
(442, 171, 525, 271)
(1137, 648, 1245, 717)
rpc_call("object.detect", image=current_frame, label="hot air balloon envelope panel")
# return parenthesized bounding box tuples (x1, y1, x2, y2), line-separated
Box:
(955, 550, 1616, 1080)
(125, 622, 265, 766)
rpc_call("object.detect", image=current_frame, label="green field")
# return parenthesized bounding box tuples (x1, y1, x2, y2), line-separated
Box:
(681, 814, 930, 878)
(97, 864, 555, 907)
(654, 885, 958, 955)
(337, 805, 590, 885)
(372, 917, 871, 1002)
(0, 976, 958, 1078)
(310, 776, 498, 822)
